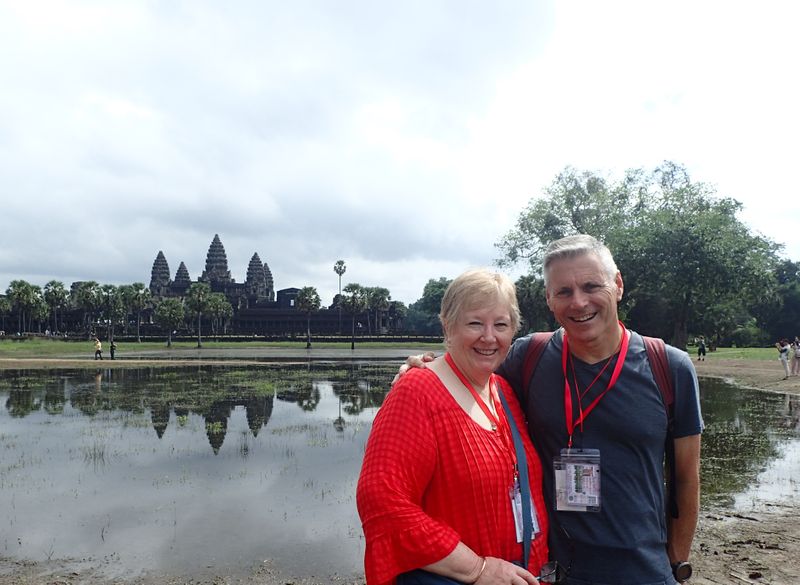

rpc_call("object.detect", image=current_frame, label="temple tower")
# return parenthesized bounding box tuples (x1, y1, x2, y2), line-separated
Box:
(149, 251, 171, 297)
(245, 253, 267, 300)
(263, 262, 275, 302)
(200, 234, 232, 285)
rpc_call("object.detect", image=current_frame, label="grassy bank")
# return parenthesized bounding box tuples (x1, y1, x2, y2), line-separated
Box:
(0, 337, 444, 358)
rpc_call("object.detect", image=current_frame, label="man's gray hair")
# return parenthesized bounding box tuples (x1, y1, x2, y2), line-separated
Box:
(542, 234, 618, 287)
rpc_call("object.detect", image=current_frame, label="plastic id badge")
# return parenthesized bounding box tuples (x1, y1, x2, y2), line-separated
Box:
(553, 448, 601, 512)
(510, 478, 541, 542)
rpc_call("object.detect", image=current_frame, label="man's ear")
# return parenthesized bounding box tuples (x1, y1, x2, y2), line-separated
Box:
(615, 272, 624, 301)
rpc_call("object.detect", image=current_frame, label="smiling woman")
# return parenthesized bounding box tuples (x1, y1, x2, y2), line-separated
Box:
(357, 268, 549, 585)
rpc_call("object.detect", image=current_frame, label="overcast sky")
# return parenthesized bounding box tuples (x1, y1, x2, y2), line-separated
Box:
(1, 1, 798, 306)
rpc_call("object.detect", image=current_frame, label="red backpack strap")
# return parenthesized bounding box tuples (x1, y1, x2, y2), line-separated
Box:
(642, 335, 679, 519)
(521, 331, 555, 402)
(642, 336, 674, 414)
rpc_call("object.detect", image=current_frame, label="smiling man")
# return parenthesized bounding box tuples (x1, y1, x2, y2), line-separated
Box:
(497, 234, 703, 585)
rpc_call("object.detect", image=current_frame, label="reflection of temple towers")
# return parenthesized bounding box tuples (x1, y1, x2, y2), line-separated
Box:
(205, 401, 230, 454)
(150, 403, 171, 438)
(244, 395, 274, 437)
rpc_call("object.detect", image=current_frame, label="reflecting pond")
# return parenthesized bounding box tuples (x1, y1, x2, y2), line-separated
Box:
(1, 367, 799, 580)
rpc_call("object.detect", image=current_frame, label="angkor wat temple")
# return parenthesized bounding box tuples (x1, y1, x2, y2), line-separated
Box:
(148, 234, 345, 336)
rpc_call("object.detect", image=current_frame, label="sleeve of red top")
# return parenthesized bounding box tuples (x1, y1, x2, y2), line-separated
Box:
(356, 370, 461, 584)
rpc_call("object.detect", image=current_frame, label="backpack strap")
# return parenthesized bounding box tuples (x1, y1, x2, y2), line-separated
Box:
(521, 331, 555, 402)
(642, 335, 679, 519)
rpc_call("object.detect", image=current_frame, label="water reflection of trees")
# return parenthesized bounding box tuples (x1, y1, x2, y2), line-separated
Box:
(0, 364, 394, 452)
(700, 377, 800, 507)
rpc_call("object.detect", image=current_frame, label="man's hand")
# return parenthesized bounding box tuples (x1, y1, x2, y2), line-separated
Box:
(392, 351, 437, 385)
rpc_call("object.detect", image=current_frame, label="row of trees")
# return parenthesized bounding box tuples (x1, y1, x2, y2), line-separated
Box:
(400, 162, 799, 348)
(0, 280, 234, 348)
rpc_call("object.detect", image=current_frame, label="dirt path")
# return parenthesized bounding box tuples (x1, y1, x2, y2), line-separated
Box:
(2, 356, 800, 584)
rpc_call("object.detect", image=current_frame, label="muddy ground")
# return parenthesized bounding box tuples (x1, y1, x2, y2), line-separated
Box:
(1, 356, 799, 584)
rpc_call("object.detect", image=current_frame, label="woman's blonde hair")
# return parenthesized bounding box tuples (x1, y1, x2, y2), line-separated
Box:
(439, 268, 521, 339)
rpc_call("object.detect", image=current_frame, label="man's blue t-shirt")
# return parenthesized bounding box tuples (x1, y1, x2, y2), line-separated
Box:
(497, 329, 703, 585)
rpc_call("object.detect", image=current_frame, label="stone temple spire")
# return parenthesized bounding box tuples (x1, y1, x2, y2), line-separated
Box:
(149, 251, 171, 296)
(174, 262, 191, 286)
(245, 253, 267, 299)
(263, 262, 275, 301)
(200, 234, 232, 284)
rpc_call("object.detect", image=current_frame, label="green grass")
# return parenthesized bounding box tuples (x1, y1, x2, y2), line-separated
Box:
(705, 346, 782, 361)
(0, 337, 444, 358)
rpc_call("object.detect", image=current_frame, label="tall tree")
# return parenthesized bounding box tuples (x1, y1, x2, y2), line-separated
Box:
(334, 260, 347, 333)
(342, 283, 366, 350)
(206, 292, 233, 336)
(0, 296, 11, 333)
(497, 162, 780, 348)
(122, 282, 151, 342)
(364, 287, 391, 335)
(515, 275, 555, 333)
(43, 280, 67, 334)
(6, 280, 36, 333)
(98, 285, 123, 342)
(296, 286, 322, 348)
(153, 298, 184, 347)
(185, 282, 212, 348)
(71, 281, 100, 332)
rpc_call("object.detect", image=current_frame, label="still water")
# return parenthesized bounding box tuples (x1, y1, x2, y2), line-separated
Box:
(1, 367, 799, 580)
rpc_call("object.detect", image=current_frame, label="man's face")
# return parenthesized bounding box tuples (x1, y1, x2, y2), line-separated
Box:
(545, 252, 623, 348)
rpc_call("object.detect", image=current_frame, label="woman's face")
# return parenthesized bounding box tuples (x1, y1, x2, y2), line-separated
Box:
(445, 297, 515, 384)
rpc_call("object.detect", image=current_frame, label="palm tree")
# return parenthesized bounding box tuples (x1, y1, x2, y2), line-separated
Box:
(153, 298, 184, 347)
(71, 281, 100, 333)
(43, 280, 67, 334)
(343, 283, 366, 350)
(333, 260, 346, 333)
(0, 297, 11, 333)
(365, 287, 391, 335)
(98, 284, 123, 342)
(125, 282, 151, 342)
(6, 280, 36, 333)
(185, 282, 212, 348)
(296, 286, 321, 349)
(207, 293, 233, 337)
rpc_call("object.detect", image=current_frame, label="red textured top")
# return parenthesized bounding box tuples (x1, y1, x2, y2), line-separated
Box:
(356, 367, 549, 585)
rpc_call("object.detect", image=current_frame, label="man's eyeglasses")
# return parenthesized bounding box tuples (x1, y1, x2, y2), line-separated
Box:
(537, 560, 567, 584)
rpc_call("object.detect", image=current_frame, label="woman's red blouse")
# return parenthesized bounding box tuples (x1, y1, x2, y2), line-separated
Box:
(356, 367, 548, 585)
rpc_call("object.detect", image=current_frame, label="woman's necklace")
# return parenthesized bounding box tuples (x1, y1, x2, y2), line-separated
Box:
(444, 353, 499, 431)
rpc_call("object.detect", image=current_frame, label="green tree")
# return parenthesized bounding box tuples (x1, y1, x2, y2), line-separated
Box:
(365, 286, 391, 335)
(497, 162, 780, 349)
(121, 282, 151, 342)
(6, 280, 37, 333)
(71, 281, 100, 332)
(296, 286, 322, 348)
(0, 296, 11, 333)
(334, 260, 346, 333)
(342, 283, 366, 350)
(98, 285, 124, 342)
(207, 292, 233, 336)
(406, 277, 451, 334)
(185, 282, 212, 348)
(154, 298, 185, 347)
(43, 280, 67, 334)
(31, 290, 49, 333)
(515, 274, 555, 333)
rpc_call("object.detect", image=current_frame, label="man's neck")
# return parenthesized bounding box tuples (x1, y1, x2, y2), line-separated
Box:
(568, 326, 624, 364)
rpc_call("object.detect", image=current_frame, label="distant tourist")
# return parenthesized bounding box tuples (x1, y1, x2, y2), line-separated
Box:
(777, 339, 791, 380)
(110, 340, 117, 360)
(792, 336, 800, 377)
(93, 337, 103, 360)
(697, 336, 707, 361)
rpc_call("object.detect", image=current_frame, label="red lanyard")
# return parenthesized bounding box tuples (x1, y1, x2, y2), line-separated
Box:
(562, 322, 630, 447)
(444, 353, 516, 469)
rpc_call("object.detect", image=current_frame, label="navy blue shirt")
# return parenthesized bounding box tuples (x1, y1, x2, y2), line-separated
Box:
(497, 329, 703, 585)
